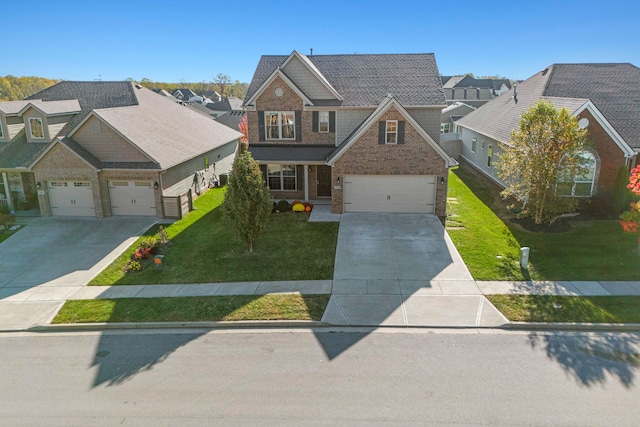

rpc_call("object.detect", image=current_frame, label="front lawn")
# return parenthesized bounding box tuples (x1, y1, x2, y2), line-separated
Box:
(53, 294, 330, 323)
(447, 166, 640, 281)
(488, 295, 640, 323)
(91, 187, 339, 285)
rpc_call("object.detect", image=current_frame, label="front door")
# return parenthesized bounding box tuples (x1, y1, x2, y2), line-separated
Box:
(316, 165, 332, 198)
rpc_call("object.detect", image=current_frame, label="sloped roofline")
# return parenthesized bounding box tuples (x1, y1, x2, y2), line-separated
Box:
(29, 138, 99, 171)
(243, 67, 314, 107)
(281, 50, 343, 101)
(17, 100, 81, 117)
(67, 110, 158, 165)
(574, 100, 636, 157)
(327, 96, 457, 167)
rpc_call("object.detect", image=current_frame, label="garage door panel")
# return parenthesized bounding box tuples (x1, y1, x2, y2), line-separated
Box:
(49, 181, 95, 217)
(344, 175, 435, 214)
(109, 181, 157, 216)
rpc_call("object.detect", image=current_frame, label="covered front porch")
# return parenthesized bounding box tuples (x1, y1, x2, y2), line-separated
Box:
(250, 144, 336, 203)
(0, 171, 41, 216)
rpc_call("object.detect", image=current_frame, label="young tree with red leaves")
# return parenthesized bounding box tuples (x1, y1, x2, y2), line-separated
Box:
(620, 165, 640, 246)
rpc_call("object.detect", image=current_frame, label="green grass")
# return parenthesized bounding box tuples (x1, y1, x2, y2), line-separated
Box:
(91, 187, 339, 285)
(52, 294, 330, 323)
(0, 230, 17, 244)
(447, 166, 640, 281)
(488, 295, 640, 323)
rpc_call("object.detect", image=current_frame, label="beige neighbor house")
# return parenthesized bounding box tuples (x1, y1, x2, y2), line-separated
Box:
(243, 51, 457, 216)
(0, 81, 242, 218)
(456, 63, 640, 215)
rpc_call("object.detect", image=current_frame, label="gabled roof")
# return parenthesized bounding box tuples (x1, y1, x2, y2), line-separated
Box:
(0, 100, 40, 115)
(244, 68, 314, 106)
(173, 88, 198, 99)
(215, 110, 246, 131)
(442, 102, 476, 114)
(326, 95, 456, 167)
(207, 96, 244, 112)
(457, 63, 640, 152)
(245, 52, 446, 107)
(18, 99, 81, 116)
(280, 50, 343, 101)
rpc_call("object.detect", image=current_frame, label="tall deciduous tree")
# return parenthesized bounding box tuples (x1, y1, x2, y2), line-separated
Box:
(214, 73, 231, 97)
(497, 100, 590, 224)
(222, 150, 272, 253)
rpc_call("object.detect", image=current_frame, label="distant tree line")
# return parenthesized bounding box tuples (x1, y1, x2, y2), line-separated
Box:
(138, 74, 249, 99)
(0, 76, 59, 101)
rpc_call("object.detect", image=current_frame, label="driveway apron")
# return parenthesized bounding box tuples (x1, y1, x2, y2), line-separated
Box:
(323, 213, 507, 327)
(0, 216, 157, 330)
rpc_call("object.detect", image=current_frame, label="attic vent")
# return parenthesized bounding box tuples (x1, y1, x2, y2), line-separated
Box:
(541, 68, 549, 76)
(91, 120, 101, 133)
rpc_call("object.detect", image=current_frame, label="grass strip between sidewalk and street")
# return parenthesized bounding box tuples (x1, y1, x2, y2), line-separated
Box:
(487, 295, 640, 323)
(52, 294, 330, 323)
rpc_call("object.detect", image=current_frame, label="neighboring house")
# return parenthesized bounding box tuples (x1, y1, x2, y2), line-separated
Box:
(441, 75, 512, 108)
(206, 96, 244, 119)
(215, 110, 247, 133)
(202, 91, 222, 102)
(0, 81, 242, 218)
(456, 63, 640, 213)
(172, 88, 199, 101)
(243, 51, 456, 215)
(440, 102, 475, 138)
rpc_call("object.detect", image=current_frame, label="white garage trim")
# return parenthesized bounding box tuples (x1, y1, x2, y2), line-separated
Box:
(344, 175, 436, 213)
(109, 180, 157, 216)
(48, 181, 95, 216)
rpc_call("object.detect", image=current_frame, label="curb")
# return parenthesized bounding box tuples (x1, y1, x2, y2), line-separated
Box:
(25, 320, 328, 332)
(501, 322, 640, 332)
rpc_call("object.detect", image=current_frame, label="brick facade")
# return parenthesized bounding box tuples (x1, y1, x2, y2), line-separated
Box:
(332, 106, 448, 216)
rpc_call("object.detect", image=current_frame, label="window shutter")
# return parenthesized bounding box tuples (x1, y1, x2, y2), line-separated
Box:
(295, 110, 302, 142)
(257, 111, 265, 142)
(259, 164, 267, 184)
(398, 121, 405, 144)
(312, 111, 319, 132)
(329, 111, 336, 132)
(296, 165, 304, 190)
(378, 121, 385, 145)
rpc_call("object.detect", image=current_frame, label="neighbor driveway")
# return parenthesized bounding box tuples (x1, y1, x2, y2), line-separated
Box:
(322, 213, 506, 327)
(0, 216, 157, 329)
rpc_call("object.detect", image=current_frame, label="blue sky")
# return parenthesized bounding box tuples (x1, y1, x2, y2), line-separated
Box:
(4, 0, 639, 84)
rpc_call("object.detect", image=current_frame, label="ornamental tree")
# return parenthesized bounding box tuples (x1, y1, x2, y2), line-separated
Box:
(619, 165, 640, 244)
(497, 100, 590, 224)
(222, 150, 272, 253)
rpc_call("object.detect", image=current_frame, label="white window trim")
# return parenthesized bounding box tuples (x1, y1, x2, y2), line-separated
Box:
(267, 164, 297, 191)
(28, 117, 44, 139)
(440, 123, 450, 134)
(0, 121, 4, 139)
(487, 145, 493, 167)
(481, 140, 485, 150)
(319, 111, 329, 133)
(471, 137, 477, 153)
(265, 111, 295, 140)
(556, 152, 596, 198)
(386, 120, 398, 144)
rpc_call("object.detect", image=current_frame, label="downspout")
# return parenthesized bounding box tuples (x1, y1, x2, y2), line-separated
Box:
(304, 165, 309, 201)
(2, 172, 13, 213)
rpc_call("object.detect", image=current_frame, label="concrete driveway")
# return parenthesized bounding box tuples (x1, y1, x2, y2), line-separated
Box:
(0, 216, 157, 330)
(322, 213, 506, 327)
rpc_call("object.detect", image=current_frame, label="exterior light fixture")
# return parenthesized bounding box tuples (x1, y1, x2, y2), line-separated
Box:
(439, 177, 445, 185)
(154, 182, 159, 189)
(36, 181, 42, 189)
(336, 176, 340, 184)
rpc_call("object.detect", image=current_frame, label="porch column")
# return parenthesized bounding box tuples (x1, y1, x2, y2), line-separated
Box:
(304, 165, 309, 201)
(1, 172, 13, 212)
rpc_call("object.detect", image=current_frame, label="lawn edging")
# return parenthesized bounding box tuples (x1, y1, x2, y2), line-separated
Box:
(28, 320, 328, 332)
(501, 322, 640, 332)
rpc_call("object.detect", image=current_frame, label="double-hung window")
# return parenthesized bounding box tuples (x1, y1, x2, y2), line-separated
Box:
(0, 121, 4, 139)
(267, 164, 296, 190)
(29, 117, 44, 139)
(440, 123, 450, 134)
(471, 137, 477, 153)
(385, 120, 398, 144)
(266, 112, 295, 140)
(319, 111, 329, 133)
(556, 152, 596, 197)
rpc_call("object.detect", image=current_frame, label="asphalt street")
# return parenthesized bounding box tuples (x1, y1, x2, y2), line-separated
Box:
(1, 329, 639, 426)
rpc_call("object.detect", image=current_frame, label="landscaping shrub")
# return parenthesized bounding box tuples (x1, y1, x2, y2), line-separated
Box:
(277, 200, 290, 212)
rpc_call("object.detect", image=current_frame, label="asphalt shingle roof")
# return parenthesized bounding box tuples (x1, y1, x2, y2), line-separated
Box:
(456, 63, 640, 149)
(245, 53, 446, 107)
(248, 144, 336, 162)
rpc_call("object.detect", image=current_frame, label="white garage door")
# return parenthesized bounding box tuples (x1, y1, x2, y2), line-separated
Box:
(48, 181, 95, 216)
(109, 181, 157, 216)
(344, 175, 436, 213)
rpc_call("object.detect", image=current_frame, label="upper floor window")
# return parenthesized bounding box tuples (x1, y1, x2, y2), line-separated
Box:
(266, 112, 295, 140)
(440, 123, 450, 134)
(29, 117, 44, 139)
(556, 152, 596, 197)
(319, 111, 329, 133)
(385, 120, 398, 144)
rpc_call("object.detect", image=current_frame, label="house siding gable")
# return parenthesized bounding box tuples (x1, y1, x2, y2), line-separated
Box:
(406, 108, 442, 144)
(336, 109, 375, 145)
(73, 117, 151, 162)
(282, 56, 335, 100)
(332, 106, 448, 216)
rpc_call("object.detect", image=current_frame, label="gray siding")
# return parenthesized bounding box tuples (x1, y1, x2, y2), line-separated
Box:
(162, 139, 238, 196)
(406, 108, 442, 143)
(336, 109, 374, 144)
(282, 56, 334, 100)
(459, 127, 505, 187)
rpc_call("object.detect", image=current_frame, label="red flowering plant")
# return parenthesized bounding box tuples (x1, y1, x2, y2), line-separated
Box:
(123, 236, 165, 273)
(619, 166, 640, 247)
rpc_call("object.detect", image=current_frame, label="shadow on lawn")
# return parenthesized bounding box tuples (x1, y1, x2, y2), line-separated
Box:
(529, 332, 640, 388)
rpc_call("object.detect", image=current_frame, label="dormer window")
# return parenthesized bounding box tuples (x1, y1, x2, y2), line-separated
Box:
(29, 117, 44, 139)
(266, 112, 295, 140)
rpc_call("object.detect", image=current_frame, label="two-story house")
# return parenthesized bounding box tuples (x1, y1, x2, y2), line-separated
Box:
(243, 51, 456, 216)
(0, 81, 242, 218)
